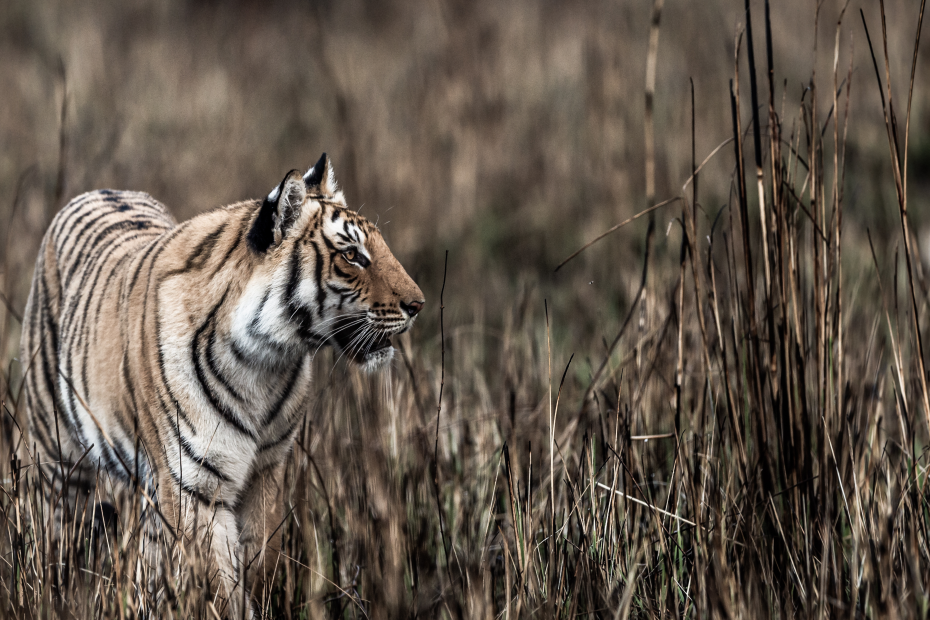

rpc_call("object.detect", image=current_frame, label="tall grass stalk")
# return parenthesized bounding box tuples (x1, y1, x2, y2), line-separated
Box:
(1, 1, 930, 618)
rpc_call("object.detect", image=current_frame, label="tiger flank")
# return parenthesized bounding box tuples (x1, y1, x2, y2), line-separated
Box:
(20, 154, 424, 617)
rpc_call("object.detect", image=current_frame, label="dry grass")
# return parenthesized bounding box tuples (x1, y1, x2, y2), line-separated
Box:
(3, 0, 930, 617)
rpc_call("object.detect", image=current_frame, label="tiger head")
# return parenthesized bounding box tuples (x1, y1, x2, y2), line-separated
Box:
(241, 153, 424, 370)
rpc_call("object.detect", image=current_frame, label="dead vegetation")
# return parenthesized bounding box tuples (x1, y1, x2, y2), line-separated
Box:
(3, 0, 930, 617)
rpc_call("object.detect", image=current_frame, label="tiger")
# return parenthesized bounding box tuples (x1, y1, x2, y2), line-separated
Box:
(19, 153, 424, 617)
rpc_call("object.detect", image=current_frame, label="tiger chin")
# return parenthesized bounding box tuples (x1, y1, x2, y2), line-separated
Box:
(19, 153, 423, 618)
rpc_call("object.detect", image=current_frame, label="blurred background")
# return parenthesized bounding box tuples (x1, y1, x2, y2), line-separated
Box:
(3, 0, 929, 366)
(4, 1, 930, 615)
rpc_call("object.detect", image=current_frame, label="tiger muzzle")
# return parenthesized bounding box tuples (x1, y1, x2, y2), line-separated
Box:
(331, 315, 395, 365)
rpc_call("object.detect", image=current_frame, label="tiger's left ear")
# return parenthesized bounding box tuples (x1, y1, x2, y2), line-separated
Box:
(247, 170, 308, 253)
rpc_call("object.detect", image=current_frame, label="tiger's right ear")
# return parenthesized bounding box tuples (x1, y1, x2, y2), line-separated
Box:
(303, 152, 346, 205)
(247, 170, 308, 253)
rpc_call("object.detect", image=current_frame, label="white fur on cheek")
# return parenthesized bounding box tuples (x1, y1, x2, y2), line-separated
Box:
(230, 275, 304, 363)
(361, 346, 395, 373)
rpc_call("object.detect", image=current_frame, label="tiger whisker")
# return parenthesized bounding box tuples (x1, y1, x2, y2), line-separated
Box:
(344, 324, 376, 360)
(330, 326, 367, 370)
(309, 317, 371, 359)
(301, 314, 367, 340)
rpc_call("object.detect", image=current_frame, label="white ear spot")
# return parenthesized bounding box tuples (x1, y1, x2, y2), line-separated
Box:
(267, 185, 281, 202)
(302, 166, 316, 185)
(326, 164, 336, 190)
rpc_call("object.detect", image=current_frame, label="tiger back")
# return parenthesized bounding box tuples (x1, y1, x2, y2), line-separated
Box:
(19, 154, 424, 617)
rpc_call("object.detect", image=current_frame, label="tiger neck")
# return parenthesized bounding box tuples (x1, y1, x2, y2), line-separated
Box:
(226, 276, 322, 371)
(170, 205, 323, 372)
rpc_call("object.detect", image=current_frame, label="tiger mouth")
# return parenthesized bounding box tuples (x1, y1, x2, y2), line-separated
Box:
(331, 318, 393, 364)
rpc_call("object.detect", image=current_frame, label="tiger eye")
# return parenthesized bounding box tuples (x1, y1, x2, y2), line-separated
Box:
(343, 249, 357, 262)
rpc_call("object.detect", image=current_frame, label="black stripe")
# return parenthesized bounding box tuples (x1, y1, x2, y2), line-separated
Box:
(60, 229, 152, 460)
(120, 350, 137, 405)
(108, 438, 136, 483)
(24, 391, 51, 448)
(119, 353, 146, 435)
(137, 222, 190, 295)
(244, 290, 293, 354)
(310, 240, 326, 318)
(210, 209, 249, 280)
(205, 320, 246, 403)
(61, 211, 127, 284)
(230, 340, 250, 365)
(261, 361, 301, 426)
(57, 364, 92, 457)
(49, 191, 104, 242)
(191, 289, 256, 440)
(326, 283, 353, 295)
(72, 242, 138, 414)
(344, 220, 361, 243)
(25, 394, 61, 463)
(250, 290, 271, 332)
(92, 434, 123, 481)
(34, 275, 65, 434)
(320, 235, 338, 253)
(150, 336, 197, 436)
(256, 419, 300, 454)
(184, 221, 228, 271)
(146, 237, 197, 433)
(92, 252, 131, 328)
(286, 302, 320, 340)
(207, 221, 244, 280)
(86, 256, 134, 429)
(326, 283, 358, 312)
(167, 417, 231, 483)
(282, 245, 320, 338)
(64, 218, 164, 287)
(284, 245, 302, 306)
(26, 390, 59, 456)
(38, 262, 60, 357)
(152, 325, 196, 433)
(126, 231, 172, 300)
(168, 466, 230, 510)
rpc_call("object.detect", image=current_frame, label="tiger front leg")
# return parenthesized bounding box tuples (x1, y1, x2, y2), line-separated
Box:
(235, 462, 288, 618)
(156, 474, 251, 619)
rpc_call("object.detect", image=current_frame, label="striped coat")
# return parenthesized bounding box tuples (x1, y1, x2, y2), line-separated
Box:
(20, 154, 424, 616)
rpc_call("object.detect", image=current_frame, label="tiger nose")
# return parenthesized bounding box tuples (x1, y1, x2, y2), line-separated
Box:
(401, 300, 424, 317)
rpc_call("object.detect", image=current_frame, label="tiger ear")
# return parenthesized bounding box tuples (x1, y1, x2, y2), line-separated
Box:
(247, 170, 307, 253)
(303, 152, 345, 204)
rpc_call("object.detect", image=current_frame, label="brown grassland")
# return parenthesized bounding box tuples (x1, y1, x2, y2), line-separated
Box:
(3, 0, 930, 617)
